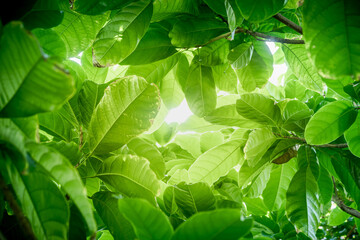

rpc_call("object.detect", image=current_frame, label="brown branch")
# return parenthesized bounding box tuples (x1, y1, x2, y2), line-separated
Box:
(200, 27, 304, 47)
(0, 174, 36, 240)
(345, 225, 356, 240)
(332, 176, 360, 219)
(273, 13, 303, 34)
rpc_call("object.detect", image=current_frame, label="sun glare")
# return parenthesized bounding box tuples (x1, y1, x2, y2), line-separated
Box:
(165, 100, 193, 124)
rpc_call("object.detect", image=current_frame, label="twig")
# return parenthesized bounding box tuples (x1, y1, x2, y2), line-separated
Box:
(332, 176, 360, 219)
(345, 225, 356, 240)
(200, 27, 304, 47)
(273, 13, 303, 34)
(0, 174, 36, 240)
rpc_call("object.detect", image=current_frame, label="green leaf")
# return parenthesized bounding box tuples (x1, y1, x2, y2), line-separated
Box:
(185, 62, 217, 117)
(188, 140, 243, 186)
(304, 100, 357, 145)
(127, 137, 165, 179)
(152, 0, 200, 21)
(87, 76, 160, 155)
(172, 182, 216, 217)
(317, 166, 333, 205)
(27, 142, 97, 233)
(244, 128, 276, 167)
(225, 0, 243, 33)
(282, 100, 313, 124)
(303, 0, 360, 78)
(327, 206, 351, 226)
(228, 42, 254, 69)
(236, 42, 273, 92)
(193, 38, 229, 66)
(38, 102, 78, 141)
(236, 93, 282, 126)
(286, 167, 320, 239)
(0, 22, 75, 117)
(81, 47, 108, 84)
(53, 6, 109, 58)
(125, 52, 180, 84)
(0, 153, 69, 240)
(282, 44, 324, 93)
(205, 104, 263, 128)
(21, 0, 63, 30)
(169, 17, 228, 47)
(237, 0, 288, 22)
(243, 197, 268, 216)
(78, 80, 110, 129)
(118, 198, 173, 240)
(262, 159, 297, 211)
(93, 0, 152, 66)
(345, 114, 360, 157)
(160, 65, 185, 109)
(92, 191, 136, 240)
(172, 209, 253, 240)
(200, 131, 224, 153)
(97, 154, 160, 205)
(32, 28, 67, 59)
(121, 22, 177, 65)
(72, 0, 132, 15)
(203, 0, 226, 16)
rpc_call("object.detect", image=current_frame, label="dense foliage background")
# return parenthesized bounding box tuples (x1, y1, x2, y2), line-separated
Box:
(1, 0, 360, 239)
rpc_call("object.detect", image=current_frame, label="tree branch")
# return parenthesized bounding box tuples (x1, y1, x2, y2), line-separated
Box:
(0, 174, 36, 240)
(201, 27, 304, 47)
(332, 176, 360, 219)
(272, 13, 303, 34)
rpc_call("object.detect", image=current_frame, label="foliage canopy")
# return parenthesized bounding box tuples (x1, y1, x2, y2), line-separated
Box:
(1, 0, 360, 239)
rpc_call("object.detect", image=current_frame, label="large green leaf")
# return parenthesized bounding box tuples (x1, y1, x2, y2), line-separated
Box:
(26, 142, 97, 234)
(87, 76, 160, 155)
(227, 42, 254, 69)
(118, 198, 173, 240)
(92, 191, 136, 240)
(72, 0, 132, 15)
(236, 42, 273, 92)
(97, 154, 160, 205)
(125, 52, 180, 84)
(172, 209, 253, 240)
(93, 0, 152, 67)
(78, 80, 110, 129)
(188, 139, 243, 185)
(53, 4, 109, 58)
(0, 153, 69, 240)
(81, 47, 108, 84)
(32, 28, 67, 60)
(282, 44, 324, 93)
(212, 64, 238, 93)
(304, 100, 357, 145)
(262, 159, 297, 211)
(286, 167, 320, 239)
(127, 137, 165, 179)
(0, 22, 74, 117)
(169, 17, 228, 47)
(303, 0, 360, 78)
(21, 0, 63, 30)
(159, 65, 185, 109)
(152, 0, 200, 21)
(205, 104, 263, 128)
(185, 63, 217, 117)
(236, 0, 288, 22)
(200, 131, 224, 153)
(38, 102, 78, 141)
(236, 93, 282, 126)
(225, 0, 243, 33)
(172, 182, 216, 217)
(345, 114, 360, 157)
(244, 128, 276, 167)
(193, 38, 229, 66)
(121, 22, 177, 65)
